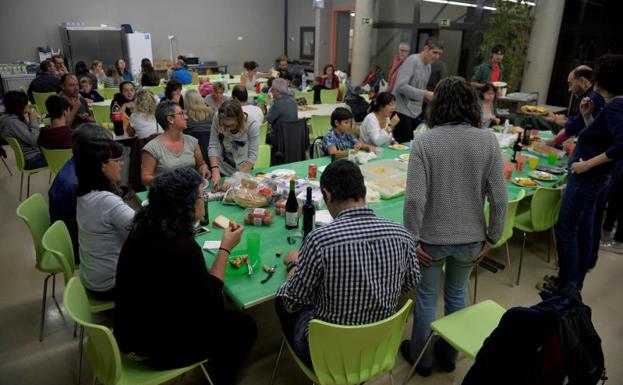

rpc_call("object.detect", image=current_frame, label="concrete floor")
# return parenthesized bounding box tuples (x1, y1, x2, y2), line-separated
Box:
(0, 147, 621, 385)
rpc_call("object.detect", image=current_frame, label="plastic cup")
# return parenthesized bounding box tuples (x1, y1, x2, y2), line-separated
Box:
(516, 156, 527, 173)
(504, 163, 515, 181)
(247, 233, 261, 263)
(547, 153, 557, 165)
(528, 156, 539, 170)
(375, 147, 384, 157)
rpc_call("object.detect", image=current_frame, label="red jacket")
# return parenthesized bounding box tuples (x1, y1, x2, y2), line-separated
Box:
(387, 55, 404, 93)
(321, 74, 340, 89)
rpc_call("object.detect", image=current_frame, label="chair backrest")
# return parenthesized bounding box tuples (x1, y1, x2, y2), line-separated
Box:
(6, 137, 26, 171)
(256, 144, 271, 169)
(294, 91, 314, 106)
(320, 89, 338, 104)
(259, 121, 268, 145)
(16, 193, 50, 266)
(145, 86, 164, 96)
(40, 147, 72, 175)
(99, 88, 118, 100)
(208, 74, 224, 81)
(42, 221, 76, 283)
(32, 91, 56, 115)
(309, 299, 413, 385)
(530, 187, 562, 232)
(272, 119, 309, 165)
(92, 104, 112, 125)
(310, 115, 331, 139)
(64, 278, 122, 385)
(486, 190, 526, 247)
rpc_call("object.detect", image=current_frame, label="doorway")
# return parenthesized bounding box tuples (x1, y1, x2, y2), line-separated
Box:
(331, 8, 354, 73)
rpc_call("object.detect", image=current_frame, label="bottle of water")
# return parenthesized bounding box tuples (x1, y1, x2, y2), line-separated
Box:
(301, 72, 307, 91)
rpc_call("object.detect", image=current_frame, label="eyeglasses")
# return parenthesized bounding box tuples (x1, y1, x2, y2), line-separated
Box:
(170, 110, 188, 118)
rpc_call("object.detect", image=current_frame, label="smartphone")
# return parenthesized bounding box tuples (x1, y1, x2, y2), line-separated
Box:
(194, 226, 210, 237)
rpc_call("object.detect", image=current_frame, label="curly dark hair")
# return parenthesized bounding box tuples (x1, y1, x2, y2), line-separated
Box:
(592, 54, 623, 96)
(130, 168, 203, 239)
(427, 76, 481, 128)
(320, 159, 366, 203)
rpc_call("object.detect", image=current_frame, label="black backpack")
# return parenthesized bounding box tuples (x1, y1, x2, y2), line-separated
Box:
(344, 95, 369, 122)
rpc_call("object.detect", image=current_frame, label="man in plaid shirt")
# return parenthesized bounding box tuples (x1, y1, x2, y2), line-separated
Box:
(276, 160, 421, 365)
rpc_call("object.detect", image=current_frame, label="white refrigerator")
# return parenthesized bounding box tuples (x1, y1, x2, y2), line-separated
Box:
(125, 32, 153, 81)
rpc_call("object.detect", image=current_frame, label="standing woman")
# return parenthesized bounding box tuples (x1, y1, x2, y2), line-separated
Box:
(240, 61, 271, 91)
(401, 77, 507, 375)
(359, 92, 401, 147)
(141, 101, 210, 186)
(74, 124, 135, 300)
(115, 59, 134, 82)
(184, 89, 213, 163)
(208, 99, 259, 186)
(556, 54, 623, 290)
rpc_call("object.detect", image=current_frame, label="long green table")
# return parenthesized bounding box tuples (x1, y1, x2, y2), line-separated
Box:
(136, 132, 567, 309)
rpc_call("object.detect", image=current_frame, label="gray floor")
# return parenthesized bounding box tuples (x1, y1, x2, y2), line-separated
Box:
(0, 148, 621, 385)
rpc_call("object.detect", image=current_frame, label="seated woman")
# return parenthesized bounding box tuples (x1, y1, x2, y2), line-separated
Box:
(185, 89, 213, 163)
(204, 81, 230, 109)
(79, 76, 104, 103)
(115, 58, 133, 82)
(140, 58, 161, 87)
(0, 90, 46, 169)
(322, 107, 376, 158)
(110, 81, 136, 119)
(141, 101, 209, 186)
(314, 64, 341, 103)
(104, 65, 122, 88)
(480, 83, 501, 128)
(114, 168, 256, 382)
(74, 124, 135, 300)
(208, 100, 260, 186)
(90, 60, 106, 86)
(127, 88, 161, 139)
(161, 79, 184, 109)
(359, 92, 401, 147)
(240, 61, 271, 91)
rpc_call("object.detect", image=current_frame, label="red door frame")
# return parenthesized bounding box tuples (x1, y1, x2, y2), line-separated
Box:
(330, 6, 355, 66)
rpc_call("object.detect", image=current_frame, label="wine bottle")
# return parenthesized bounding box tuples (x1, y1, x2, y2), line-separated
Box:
(285, 179, 299, 230)
(302, 187, 315, 238)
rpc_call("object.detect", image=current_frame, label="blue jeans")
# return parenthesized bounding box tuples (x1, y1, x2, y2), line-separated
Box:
(276, 299, 314, 367)
(556, 172, 611, 290)
(24, 152, 47, 170)
(410, 241, 483, 369)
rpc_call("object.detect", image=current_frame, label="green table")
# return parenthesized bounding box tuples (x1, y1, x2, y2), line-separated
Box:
(136, 132, 567, 309)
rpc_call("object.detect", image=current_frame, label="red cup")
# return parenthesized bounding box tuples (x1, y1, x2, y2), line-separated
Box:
(504, 163, 515, 181)
(516, 156, 527, 173)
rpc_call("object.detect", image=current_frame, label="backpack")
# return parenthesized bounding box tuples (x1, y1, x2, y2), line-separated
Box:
(344, 94, 369, 122)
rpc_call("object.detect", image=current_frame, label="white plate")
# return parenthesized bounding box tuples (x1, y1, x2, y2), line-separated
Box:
(267, 169, 297, 178)
(398, 154, 410, 162)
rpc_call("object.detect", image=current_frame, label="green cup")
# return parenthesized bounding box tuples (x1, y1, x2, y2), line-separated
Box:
(247, 233, 261, 263)
(547, 153, 557, 165)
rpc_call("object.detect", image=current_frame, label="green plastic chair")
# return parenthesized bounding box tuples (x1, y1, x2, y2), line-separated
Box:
(92, 104, 112, 125)
(270, 299, 413, 385)
(255, 144, 271, 169)
(513, 186, 562, 285)
(145, 85, 165, 96)
(208, 74, 225, 81)
(63, 278, 215, 385)
(294, 91, 314, 106)
(404, 300, 506, 384)
(182, 84, 199, 91)
(40, 147, 72, 176)
(259, 121, 268, 145)
(320, 89, 338, 104)
(99, 88, 118, 100)
(32, 91, 56, 115)
(6, 137, 48, 200)
(16, 193, 61, 341)
(310, 115, 331, 140)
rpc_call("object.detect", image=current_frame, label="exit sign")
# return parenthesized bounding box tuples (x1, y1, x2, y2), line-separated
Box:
(362, 17, 372, 24)
(439, 19, 450, 27)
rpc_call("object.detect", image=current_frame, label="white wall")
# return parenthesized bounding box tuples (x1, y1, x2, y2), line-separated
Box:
(0, 0, 285, 74)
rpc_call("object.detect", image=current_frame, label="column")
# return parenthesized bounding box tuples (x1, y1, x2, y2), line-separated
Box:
(351, 0, 374, 84)
(521, 0, 565, 104)
(314, 7, 322, 76)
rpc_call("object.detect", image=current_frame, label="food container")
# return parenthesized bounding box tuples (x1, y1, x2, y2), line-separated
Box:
(243, 208, 273, 226)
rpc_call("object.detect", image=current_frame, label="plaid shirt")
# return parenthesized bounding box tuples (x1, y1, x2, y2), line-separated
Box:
(322, 129, 358, 153)
(277, 207, 421, 325)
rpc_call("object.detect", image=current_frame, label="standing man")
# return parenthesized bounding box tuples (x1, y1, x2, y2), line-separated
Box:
(393, 37, 444, 143)
(471, 44, 505, 89)
(59, 74, 94, 129)
(386, 42, 411, 93)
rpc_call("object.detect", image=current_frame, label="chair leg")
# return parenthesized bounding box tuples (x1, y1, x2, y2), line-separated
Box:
(473, 264, 478, 304)
(517, 233, 527, 286)
(26, 174, 32, 199)
(200, 362, 216, 385)
(78, 326, 84, 385)
(51, 274, 63, 318)
(551, 228, 559, 267)
(547, 228, 552, 263)
(1, 156, 12, 176)
(39, 273, 52, 341)
(73, 322, 78, 338)
(402, 332, 435, 385)
(389, 370, 395, 385)
(269, 339, 286, 385)
(19, 172, 24, 201)
(505, 243, 514, 287)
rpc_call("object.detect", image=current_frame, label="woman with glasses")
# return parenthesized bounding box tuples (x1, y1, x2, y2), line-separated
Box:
(74, 124, 135, 301)
(207, 99, 260, 187)
(141, 101, 210, 186)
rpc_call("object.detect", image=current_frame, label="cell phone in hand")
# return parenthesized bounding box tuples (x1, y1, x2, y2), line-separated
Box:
(194, 226, 210, 237)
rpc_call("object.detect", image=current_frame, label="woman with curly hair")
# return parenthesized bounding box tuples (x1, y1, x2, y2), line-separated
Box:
(114, 168, 256, 383)
(127, 88, 160, 139)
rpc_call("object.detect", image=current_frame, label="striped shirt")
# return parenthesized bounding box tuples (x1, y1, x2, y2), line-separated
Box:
(277, 207, 421, 325)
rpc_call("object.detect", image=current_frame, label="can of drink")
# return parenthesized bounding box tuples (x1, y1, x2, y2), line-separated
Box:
(308, 164, 317, 180)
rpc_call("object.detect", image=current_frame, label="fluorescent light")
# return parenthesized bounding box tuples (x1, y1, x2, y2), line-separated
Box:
(350, 11, 355, 17)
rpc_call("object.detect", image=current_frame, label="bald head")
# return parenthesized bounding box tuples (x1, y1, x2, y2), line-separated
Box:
(567, 65, 593, 96)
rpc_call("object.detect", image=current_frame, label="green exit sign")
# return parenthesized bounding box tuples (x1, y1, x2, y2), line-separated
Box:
(439, 19, 450, 27)
(362, 17, 372, 24)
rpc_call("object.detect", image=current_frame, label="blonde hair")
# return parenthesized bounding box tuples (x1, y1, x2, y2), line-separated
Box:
(134, 88, 157, 116)
(184, 89, 211, 122)
(215, 99, 247, 135)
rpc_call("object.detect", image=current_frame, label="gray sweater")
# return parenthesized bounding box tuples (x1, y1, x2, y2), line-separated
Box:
(393, 54, 431, 119)
(0, 114, 41, 161)
(404, 124, 507, 245)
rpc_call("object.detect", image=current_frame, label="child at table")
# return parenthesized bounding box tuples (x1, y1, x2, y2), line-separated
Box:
(322, 107, 376, 158)
(79, 77, 104, 103)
